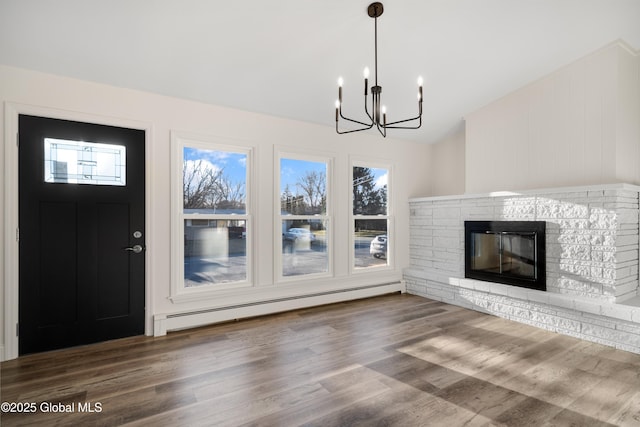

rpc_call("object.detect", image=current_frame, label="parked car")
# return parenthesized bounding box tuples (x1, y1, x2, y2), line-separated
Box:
(228, 226, 245, 239)
(283, 228, 316, 242)
(370, 235, 387, 258)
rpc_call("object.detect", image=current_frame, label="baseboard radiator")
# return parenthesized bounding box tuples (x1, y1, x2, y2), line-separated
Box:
(153, 281, 405, 336)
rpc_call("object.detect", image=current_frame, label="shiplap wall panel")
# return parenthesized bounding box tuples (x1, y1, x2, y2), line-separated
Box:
(465, 42, 639, 193)
(617, 45, 640, 183)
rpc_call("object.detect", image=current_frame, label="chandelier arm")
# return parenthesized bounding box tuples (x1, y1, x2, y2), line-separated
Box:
(339, 109, 374, 128)
(383, 100, 423, 127)
(336, 123, 375, 134)
(337, 107, 374, 134)
(384, 115, 422, 129)
(385, 114, 422, 127)
(339, 92, 375, 127)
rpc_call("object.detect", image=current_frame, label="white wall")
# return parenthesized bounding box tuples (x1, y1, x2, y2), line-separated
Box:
(0, 65, 431, 359)
(428, 126, 465, 196)
(465, 41, 640, 193)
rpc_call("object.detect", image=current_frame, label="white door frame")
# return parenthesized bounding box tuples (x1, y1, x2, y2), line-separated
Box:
(3, 103, 154, 361)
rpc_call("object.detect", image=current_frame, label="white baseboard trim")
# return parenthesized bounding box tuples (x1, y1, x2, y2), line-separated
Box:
(154, 281, 403, 336)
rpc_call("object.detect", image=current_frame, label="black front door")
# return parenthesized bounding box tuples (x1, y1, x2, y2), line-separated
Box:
(18, 115, 145, 355)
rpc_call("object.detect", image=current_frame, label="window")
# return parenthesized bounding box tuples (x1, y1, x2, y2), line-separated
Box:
(172, 135, 252, 295)
(44, 138, 126, 186)
(278, 156, 330, 279)
(352, 164, 390, 270)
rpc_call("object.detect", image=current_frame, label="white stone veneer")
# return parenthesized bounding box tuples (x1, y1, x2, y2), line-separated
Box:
(404, 183, 640, 354)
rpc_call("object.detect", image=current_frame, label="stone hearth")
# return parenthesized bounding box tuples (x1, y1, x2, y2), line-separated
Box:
(404, 184, 640, 354)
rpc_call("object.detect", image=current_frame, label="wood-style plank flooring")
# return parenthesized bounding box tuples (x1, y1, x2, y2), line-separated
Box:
(2, 293, 640, 426)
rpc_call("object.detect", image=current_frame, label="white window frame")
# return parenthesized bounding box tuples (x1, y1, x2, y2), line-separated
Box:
(170, 132, 254, 301)
(350, 159, 394, 274)
(275, 150, 333, 283)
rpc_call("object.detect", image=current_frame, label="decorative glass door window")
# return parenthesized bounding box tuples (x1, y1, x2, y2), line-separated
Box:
(44, 138, 126, 186)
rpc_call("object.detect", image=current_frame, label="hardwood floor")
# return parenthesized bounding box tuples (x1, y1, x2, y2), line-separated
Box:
(2, 293, 640, 426)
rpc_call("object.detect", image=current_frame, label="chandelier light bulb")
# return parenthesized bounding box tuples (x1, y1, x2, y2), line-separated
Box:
(335, 100, 340, 109)
(417, 76, 424, 87)
(363, 67, 370, 79)
(381, 105, 387, 114)
(338, 76, 344, 87)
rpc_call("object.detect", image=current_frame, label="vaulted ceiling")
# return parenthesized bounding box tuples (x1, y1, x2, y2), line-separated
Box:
(1, 0, 639, 143)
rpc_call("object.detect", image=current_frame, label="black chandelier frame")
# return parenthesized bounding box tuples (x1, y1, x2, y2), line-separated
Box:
(335, 2, 423, 137)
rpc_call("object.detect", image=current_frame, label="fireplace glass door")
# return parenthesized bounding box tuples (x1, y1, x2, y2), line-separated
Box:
(470, 231, 536, 279)
(465, 221, 546, 291)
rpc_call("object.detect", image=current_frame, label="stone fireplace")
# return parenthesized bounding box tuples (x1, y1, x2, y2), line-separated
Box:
(404, 184, 640, 354)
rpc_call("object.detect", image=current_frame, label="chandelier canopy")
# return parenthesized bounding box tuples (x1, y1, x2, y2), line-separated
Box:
(335, 2, 423, 137)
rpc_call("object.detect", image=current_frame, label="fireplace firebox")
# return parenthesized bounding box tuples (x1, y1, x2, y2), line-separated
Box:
(465, 221, 546, 291)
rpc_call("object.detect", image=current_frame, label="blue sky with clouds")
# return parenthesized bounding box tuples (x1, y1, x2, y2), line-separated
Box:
(184, 147, 246, 184)
(280, 158, 327, 195)
(184, 147, 388, 195)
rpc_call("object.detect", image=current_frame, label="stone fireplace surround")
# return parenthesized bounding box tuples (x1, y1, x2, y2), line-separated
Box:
(404, 183, 640, 354)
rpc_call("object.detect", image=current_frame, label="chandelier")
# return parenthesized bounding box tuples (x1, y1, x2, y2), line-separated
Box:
(335, 2, 423, 137)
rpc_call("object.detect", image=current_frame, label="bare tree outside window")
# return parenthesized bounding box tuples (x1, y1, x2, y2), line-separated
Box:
(296, 170, 326, 214)
(280, 160, 327, 216)
(183, 159, 245, 211)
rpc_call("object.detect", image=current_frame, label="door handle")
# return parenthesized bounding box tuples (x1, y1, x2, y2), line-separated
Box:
(123, 244, 144, 254)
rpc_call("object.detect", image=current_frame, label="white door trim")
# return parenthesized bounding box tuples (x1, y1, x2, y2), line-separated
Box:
(3, 103, 154, 361)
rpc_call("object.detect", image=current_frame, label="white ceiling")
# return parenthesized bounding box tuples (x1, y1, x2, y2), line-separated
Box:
(1, 0, 639, 144)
